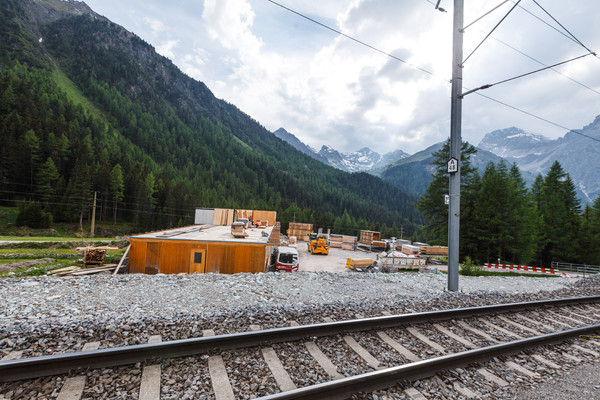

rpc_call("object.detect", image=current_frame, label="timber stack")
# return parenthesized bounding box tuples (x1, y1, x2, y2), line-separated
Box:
(287, 223, 313, 241)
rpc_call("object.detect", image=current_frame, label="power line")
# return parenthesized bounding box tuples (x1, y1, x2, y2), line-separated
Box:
(462, 0, 521, 66)
(530, 0, 596, 55)
(486, 34, 600, 96)
(264, 0, 441, 80)
(462, 1, 510, 32)
(270, 0, 600, 147)
(473, 91, 600, 144)
(461, 52, 594, 97)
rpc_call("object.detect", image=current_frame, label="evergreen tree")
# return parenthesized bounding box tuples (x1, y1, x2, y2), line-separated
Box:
(536, 161, 581, 266)
(110, 164, 124, 224)
(416, 139, 478, 245)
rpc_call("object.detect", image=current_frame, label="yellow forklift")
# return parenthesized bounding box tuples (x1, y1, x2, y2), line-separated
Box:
(307, 233, 330, 255)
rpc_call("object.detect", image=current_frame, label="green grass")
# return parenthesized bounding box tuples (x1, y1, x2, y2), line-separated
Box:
(0, 236, 113, 242)
(52, 68, 106, 121)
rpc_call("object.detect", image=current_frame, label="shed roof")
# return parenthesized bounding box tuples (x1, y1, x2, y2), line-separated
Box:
(131, 224, 275, 245)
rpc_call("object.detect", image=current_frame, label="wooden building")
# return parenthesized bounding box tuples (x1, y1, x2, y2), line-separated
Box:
(129, 223, 279, 275)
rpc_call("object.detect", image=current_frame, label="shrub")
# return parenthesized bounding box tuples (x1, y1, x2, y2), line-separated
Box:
(460, 256, 482, 276)
(15, 202, 53, 229)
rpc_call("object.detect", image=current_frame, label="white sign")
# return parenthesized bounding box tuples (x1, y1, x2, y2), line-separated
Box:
(447, 157, 458, 173)
(444, 194, 450, 205)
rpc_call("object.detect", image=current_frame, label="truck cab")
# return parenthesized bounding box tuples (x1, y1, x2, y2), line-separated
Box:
(267, 246, 299, 272)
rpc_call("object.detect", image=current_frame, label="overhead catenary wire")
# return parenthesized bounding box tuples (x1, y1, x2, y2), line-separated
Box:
(461, 0, 522, 66)
(530, 0, 596, 55)
(460, 52, 595, 97)
(461, 0, 510, 32)
(473, 91, 600, 144)
(264, 0, 440, 79)
(486, 34, 600, 96)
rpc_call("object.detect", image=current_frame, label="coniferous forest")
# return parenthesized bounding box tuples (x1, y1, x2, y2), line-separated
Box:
(417, 140, 600, 267)
(0, 0, 422, 236)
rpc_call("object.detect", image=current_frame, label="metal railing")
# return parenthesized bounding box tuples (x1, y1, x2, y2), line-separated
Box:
(551, 262, 600, 277)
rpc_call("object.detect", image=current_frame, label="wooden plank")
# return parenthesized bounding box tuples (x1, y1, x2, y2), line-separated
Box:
(113, 245, 131, 276)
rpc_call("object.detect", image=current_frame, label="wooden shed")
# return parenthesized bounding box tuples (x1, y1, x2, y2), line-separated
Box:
(129, 224, 279, 275)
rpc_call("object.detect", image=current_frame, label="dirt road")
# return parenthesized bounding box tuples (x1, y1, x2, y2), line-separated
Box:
(297, 242, 371, 272)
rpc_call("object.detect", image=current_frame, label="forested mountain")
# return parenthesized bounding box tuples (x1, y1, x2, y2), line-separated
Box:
(416, 141, 597, 267)
(478, 120, 600, 204)
(374, 142, 532, 197)
(0, 0, 423, 234)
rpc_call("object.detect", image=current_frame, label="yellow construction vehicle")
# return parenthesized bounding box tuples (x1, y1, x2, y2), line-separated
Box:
(307, 233, 329, 255)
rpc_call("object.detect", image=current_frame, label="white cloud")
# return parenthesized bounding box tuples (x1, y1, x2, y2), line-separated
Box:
(155, 39, 178, 59)
(82, 0, 600, 154)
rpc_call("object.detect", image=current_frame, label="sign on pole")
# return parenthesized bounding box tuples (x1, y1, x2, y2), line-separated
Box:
(447, 157, 458, 173)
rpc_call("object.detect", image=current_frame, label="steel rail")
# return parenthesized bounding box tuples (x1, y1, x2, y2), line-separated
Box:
(257, 323, 600, 400)
(1, 295, 599, 382)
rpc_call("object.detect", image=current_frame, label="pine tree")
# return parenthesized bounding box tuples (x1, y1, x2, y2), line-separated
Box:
(110, 164, 124, 224)
(416, 140, 478, 245)
(537, 161, 581, 266)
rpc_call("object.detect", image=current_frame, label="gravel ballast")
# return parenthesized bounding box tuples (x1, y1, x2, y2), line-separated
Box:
(1, 271, 599, 399)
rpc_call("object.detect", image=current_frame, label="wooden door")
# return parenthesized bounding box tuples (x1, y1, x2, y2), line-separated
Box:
(190, 249, 206, 273)
(145, 242, 161, 274)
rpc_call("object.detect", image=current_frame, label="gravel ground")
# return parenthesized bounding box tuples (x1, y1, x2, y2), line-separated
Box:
(510, 360, 600, 399)
(0, 269, 599, 399)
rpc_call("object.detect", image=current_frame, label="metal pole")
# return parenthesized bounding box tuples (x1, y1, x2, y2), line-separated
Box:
(448, 0, 464, 291)
(90, 191, 97, 238)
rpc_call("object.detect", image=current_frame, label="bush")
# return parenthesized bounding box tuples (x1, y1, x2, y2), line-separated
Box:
(15, 202, 53, 229)
(460, 256, 482, 276)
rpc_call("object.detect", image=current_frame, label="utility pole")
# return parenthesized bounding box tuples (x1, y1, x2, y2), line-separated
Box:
(90, 191, 97, 238)
(448, 0, 464, 292)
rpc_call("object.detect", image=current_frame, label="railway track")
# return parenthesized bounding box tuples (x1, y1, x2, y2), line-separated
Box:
(1, 296, 600, 399)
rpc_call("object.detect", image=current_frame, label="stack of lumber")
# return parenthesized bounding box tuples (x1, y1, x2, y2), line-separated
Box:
(345, 258, 374, 270)
(287, 223, 313, 241)
(420, 246, 448, 256)
(231, 222, 248, 238)
(267, 222, 282, 245)
(329, 234, 343, 248)
(83, 248, 106, 266)
(47, 264, 118, 276)
(401, 244, 420, 255)
(342, 235, 357, 250)
(371, 240, 386, 248)
(359, 230, 381, 244)
(212, 208, 235, 226)
(252, 210, 277, 226)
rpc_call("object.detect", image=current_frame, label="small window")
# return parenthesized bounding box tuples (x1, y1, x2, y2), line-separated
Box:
(194, 252, 203, 264)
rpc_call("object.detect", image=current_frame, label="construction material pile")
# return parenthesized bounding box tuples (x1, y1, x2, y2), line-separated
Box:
(420, 246, 449, 256)
(287, 223, 313, 241)
(83, 248, 106, 266)
(330, 235, 357, 250)
(359, 230, 381, 244)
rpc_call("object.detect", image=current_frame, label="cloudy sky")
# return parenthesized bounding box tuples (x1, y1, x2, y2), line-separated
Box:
(83, 0, 600, 155)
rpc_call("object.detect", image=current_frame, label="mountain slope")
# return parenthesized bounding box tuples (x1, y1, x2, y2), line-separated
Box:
(374, 142, 531, 197)
(272, 128, 327, 163)
(0, 0, 423, 232)
(479, 121, 600, 203)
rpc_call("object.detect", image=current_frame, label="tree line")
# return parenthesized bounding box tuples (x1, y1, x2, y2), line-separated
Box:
(417, 140, 598, 267)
